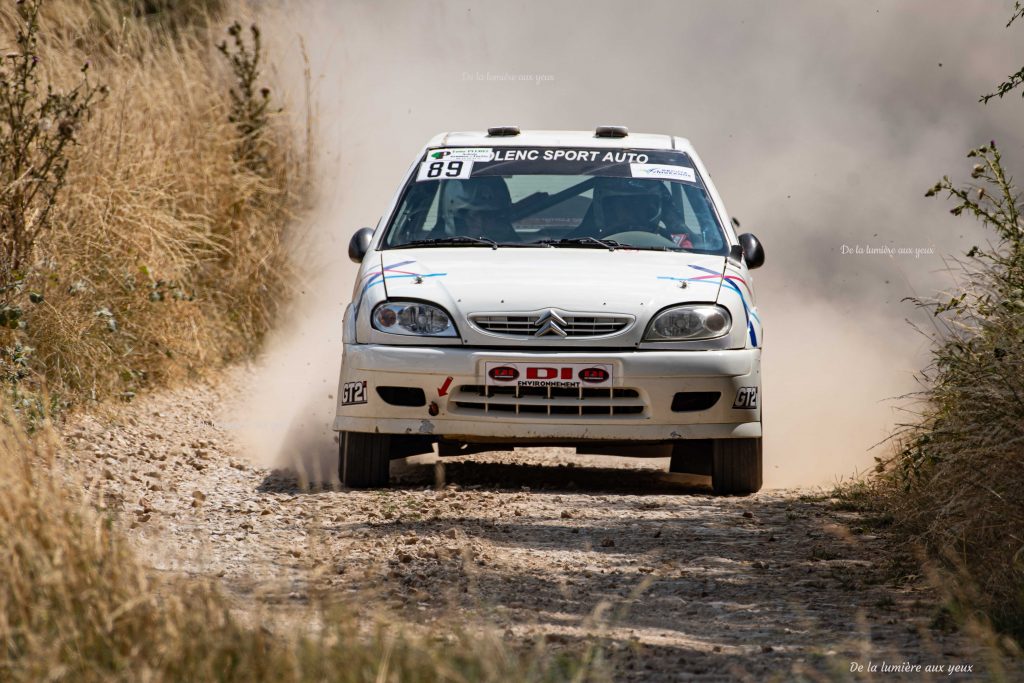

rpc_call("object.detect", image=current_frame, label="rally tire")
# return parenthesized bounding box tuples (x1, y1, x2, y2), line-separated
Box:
(712, 437, 762, 495)
(340, 431, 391, 488)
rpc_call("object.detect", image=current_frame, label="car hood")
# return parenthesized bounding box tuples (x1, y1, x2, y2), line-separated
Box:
(379, 248, 727, 313)
(363, 247, 744, 348)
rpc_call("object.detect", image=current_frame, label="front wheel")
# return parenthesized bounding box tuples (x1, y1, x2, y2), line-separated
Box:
(711, 437, 762, 495)
(339, 431, 391, 488)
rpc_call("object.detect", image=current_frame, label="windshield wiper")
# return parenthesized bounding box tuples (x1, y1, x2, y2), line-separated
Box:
(394, 235, 499, 250)
(589, 226, 686, 252)
(536, 237, 621, 251)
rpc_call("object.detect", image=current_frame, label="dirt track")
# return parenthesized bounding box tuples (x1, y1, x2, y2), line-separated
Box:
(59, 369, 998, 681)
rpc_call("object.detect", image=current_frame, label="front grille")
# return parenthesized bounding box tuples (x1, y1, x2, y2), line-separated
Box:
(470, 312, 633, 338)
(450, 384, 646, 417)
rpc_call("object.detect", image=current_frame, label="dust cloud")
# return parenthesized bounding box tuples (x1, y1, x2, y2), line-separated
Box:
(235, 0, 1024, 487)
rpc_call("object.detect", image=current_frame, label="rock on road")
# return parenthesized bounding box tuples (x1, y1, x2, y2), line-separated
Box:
(59, 369, 991, 681)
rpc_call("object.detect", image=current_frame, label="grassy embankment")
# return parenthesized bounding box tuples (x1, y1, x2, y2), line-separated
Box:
(0, 2, 600, 680)
(0, 0, 298, 423)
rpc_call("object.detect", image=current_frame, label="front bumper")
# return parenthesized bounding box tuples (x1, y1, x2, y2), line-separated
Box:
(334, 345, 761, 442)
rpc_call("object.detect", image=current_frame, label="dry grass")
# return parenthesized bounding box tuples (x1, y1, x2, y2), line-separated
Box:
(0, 0, 304, 415)
(0, 415, 595, 682)
(0, 6, 601, 679)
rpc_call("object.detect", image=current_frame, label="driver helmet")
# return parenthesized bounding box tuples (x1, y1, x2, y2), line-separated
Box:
(593, 177, 664, 233)
(442, 177, 512, 236)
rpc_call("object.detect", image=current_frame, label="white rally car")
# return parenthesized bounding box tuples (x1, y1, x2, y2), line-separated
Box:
(335, 126, 764, 494)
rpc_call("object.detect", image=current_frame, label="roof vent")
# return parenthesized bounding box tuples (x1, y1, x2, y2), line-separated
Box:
(487, 125, 521, 137)
(595, 125, 629, 138)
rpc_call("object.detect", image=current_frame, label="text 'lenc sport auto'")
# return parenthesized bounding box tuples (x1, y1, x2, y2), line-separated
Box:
(336, 126, 765, 495)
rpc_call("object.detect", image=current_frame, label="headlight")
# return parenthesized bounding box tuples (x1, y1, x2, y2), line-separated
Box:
(372, 301, 458, 337)
(644, 304, 731, 341)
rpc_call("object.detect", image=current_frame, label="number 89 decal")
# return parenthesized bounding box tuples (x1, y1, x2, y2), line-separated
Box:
(416, 159, 473, 182)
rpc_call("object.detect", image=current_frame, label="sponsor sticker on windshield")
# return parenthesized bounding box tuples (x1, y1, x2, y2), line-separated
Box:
(428, 147, 493, 161)
(483, 149, 652, 163)
(630, 163, 696, 183)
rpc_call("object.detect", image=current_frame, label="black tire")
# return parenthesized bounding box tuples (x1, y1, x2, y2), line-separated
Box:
(712, 437, 762, 495)
(669, 439, 713, 476)
(339, 431, 391, 488)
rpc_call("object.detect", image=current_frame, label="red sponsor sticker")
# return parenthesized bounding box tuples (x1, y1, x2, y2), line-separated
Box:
(526, 367, 574, 380)
(578, 367, 610, 383)
(484, 362, 614, 388)
(488, 365, 520, 382)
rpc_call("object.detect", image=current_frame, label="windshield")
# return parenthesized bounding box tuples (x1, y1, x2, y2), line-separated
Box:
(381, 147, 728, 254)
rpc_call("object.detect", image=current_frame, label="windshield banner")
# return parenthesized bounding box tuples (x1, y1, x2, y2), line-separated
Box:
(419, 147, 699, 183)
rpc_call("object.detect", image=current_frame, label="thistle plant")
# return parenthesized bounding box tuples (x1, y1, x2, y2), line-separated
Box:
(924, 142, 1024, 320)
(981, 1, 1024, 103)
(217, 21, 272, 175)
(0, 0, 104, 302)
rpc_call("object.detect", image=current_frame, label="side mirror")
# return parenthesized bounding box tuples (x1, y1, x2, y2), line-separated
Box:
(348, 227, 374, 263)
(738, 233, 765, 269)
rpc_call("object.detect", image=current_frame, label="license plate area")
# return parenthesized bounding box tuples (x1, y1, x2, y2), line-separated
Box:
(483, 361, 614, 389)
(453, 362, 642, 417)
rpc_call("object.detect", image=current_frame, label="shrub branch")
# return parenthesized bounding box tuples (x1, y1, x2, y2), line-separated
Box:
(0, 0, 105, 294)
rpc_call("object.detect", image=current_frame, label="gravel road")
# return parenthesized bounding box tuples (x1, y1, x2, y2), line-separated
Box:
(58, 368, 996, 681)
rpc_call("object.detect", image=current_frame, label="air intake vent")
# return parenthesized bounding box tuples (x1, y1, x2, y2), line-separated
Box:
(670, 392, 721, 412)
(595, 125, 628, 138)
(376, 386, 427, 407)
